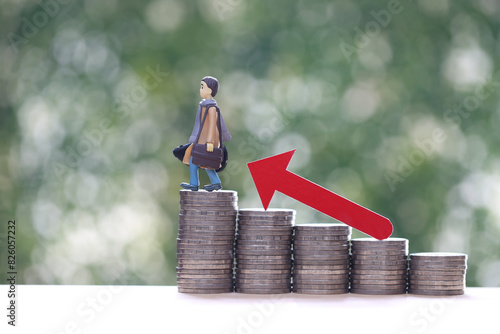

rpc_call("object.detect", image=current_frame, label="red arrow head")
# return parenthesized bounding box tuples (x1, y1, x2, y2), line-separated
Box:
(247, 149, 296, 210)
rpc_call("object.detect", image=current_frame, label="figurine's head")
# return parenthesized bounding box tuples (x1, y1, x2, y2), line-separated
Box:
(200, 76, 219, 99)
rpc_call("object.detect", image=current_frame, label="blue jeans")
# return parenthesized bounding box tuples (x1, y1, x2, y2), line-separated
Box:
(190, 156, 220, 186)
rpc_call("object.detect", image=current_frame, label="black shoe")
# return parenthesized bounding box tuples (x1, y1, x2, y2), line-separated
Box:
(202, 183, 222, 192)
(180, 183, 198, 191)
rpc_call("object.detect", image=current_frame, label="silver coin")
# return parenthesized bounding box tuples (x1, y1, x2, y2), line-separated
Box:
(350, 269, 408, 275)
(350, 273, 407, 280)
(293, 261, 349, 269)
(177, 277, 233, 284)
(293, 241, 350, 248)
(409, 252, 467, 259)
(236, 273, 291, 280)
(180, 214, 237, 221)
(408, 283, 465, 290)
(235, 282, 291, 288)
(408, 279, 464, 286)
(178, 221, 236, 227)
(350, 288, 406, 295)
(180, 198, 237, 205)
(236, 256, 292, 262)
(237, 230, 293, 237)
(180, 209, 237, 216)
(178, 287, 234, 294)
(179, 224, 236, 231)
(295, 237, 350, 243)
(293, 260, 350, 267)
(177, 274, 233, 281)
(409, 264, 467, 271)
(351, 249, 408, 256)
(181, 204, 238, 211)
(178, 229, 236, 236)
(292, 288, 349, 295)
(236, 240, 292, 247)
(237, 225, 293, 231)
(351, 238, 408, 245)
(293, 242, 349, 249)
(293, 255, 350, 261)
(293, 283, 348, 289)
(238, 208, 296, 215)
(351, 259, 408, 266)
(292, 268, 349, 279)
(293, 268, 350, 275)
(292, 282, 349, 288)
(408, 274, 465, 281)
(180, 189, 237, 196)
(238, 220, 293, 226)
(294, 263, 350, 269)
(235, 268, 291, 274)
(351, 279, 406, 285)
(351, 242, 408, 249)
(236, 254, 291, 260)
(293, 269, 350, 275)
(177, 253, 233, 260)
(178, 226, 235, 238)
(235, 287, 291, 294)
(177, 248, 233, 254)
(177, 257, 233, 264)
(294, 223, 350, 229)
(176, 266, 231, 272)
(177, 245, 233, 251)
(351, 263, 407, 270)
(293, 275, 349, 281)
(237, 219, 295, 226)
(235, 278, 291, 284)
(238, 216, 294, 222)
(236, 244, 291, 250)
(177, 263, 234, 270)
(408, 289, 464, 296)
(177, 237, 232, 244)
(236, 264, 291, 270)
(352, 246, 408, 253)
(409, 269, 466, 275)
(293, 252, 350, 258)
(236, 249, 291, 255)
(294, 229, 350, 235)
(236, 234, 292, 240)
(294, 234, 349, 239)
(351, 254, 408, 261)
(180, 195, 237, 201)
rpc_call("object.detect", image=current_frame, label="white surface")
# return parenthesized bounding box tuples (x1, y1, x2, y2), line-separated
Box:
(2, 285, 499, 334)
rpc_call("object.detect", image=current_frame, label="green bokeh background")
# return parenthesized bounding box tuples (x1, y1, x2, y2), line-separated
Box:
(0, 0, 499, 287)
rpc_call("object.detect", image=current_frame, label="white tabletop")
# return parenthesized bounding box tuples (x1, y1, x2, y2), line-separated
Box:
(3, 285, 499, 334)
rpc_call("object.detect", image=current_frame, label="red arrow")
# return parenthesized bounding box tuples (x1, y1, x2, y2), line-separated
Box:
(247, 150, 393, 240)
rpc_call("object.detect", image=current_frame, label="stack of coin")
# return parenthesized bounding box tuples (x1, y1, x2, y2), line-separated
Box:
(176, 190, 238, 294)
(350, 238, 408, 295)
(408, 252, 467, 296)
(292, 223, 351, 294)
(234, 209, 295, 294)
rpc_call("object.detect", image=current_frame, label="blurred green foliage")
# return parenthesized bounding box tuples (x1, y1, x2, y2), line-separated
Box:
(0, 0, 499, 287)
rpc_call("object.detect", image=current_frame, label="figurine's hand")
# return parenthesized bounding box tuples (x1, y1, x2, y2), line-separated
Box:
(206, 143, 214, 152)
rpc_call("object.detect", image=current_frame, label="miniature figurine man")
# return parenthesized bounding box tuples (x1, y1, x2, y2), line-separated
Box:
(180, 76, 231, 191)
